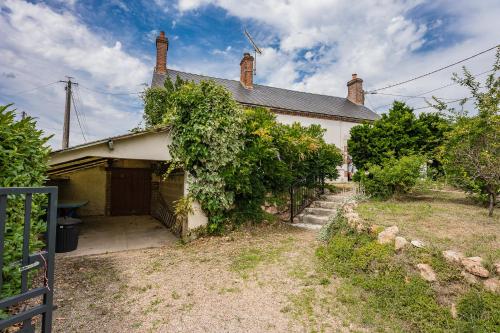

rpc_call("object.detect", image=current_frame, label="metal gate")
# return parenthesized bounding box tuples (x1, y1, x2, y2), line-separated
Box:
(0, 187, 57, 332)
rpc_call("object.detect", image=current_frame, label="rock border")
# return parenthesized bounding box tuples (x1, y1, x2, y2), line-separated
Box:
(340, 198, 499, 293)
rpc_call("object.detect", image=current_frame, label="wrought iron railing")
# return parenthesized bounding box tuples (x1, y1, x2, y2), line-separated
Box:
(151, 188, 177, 231)
(289, 174, 325, 223)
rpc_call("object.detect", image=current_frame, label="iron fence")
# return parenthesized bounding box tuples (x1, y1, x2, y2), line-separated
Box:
(289, 174, 325, 223)
(0, 187, 57, 333)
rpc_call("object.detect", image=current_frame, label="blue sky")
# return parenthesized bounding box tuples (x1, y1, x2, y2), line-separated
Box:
(0, 0, 499, 148)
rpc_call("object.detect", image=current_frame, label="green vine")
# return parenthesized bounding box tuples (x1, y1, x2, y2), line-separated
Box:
(143, 78, 343, 232)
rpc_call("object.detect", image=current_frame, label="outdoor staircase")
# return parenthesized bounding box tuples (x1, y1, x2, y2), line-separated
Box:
(292, 192, 351, 230)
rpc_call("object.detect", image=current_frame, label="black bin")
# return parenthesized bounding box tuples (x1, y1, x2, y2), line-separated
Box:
(56, 217, 82, 253)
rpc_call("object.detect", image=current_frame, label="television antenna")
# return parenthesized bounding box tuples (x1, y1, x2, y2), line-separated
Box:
(244, 28, 262, 75)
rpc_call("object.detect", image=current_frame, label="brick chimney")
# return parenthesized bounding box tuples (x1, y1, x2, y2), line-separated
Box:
(155, 31, 168, 74)
(347, 74, 364, 105)
(240, 53, 254, 89)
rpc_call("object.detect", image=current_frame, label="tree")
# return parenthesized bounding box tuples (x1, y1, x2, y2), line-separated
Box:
(0, 104, 51, 298)
(437, 48, 500, 217)
(142, 75, 186, 128)
(348, 101, 450, 172)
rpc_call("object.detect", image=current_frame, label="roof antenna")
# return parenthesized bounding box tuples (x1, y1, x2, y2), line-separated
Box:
(244, 28, 262, 75)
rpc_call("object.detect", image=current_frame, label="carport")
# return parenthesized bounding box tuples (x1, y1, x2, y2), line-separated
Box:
(48, 128, 208, 254)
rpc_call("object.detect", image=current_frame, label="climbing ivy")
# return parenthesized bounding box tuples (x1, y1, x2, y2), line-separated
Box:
(143, 80, 343, 231)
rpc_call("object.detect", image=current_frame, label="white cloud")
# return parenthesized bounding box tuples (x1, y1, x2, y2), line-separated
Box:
(177, 0, 500, 113)
(0, 0, 150, 148)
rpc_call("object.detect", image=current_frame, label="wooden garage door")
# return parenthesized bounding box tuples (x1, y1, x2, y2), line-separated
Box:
(110, 168, 151, 216)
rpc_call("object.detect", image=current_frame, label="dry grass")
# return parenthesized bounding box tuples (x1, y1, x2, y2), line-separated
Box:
(357, 189, 500, 261)
(52, 223, 368, 333)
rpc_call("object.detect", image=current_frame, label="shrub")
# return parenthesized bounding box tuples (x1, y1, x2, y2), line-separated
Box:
(348, 101, 450, 173)
(357, 155, 426, 198)
(0, 104, 51, 298)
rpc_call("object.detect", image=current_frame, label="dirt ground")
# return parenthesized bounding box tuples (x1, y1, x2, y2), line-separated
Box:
(52, 224, 364, 333)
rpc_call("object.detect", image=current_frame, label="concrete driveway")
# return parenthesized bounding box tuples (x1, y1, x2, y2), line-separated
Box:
(59, 215, 178, 257)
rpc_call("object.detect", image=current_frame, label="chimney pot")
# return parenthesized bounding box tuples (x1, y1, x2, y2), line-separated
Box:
(347, 74, 364, 105)
(240, 53, 254, 89)
(155, 31, 168, 74)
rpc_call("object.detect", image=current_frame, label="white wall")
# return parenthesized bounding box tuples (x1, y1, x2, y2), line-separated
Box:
(275, 114, 359, 181)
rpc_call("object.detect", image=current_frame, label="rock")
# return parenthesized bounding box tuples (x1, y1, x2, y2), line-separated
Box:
(451, 303, 457, 319)
(394, 236, 408, 251)
(264, 205, 278, 214)
(411, 239, 425, 248)
(483, 278, 499, 293)
(442, 250, 465, 264)
(343, 205, 354, 214)
(461, 271, 479, 284)
(494, 263, 500, 275)
(369, 224, 381, 234)
(461, 257, 489, 278)
(417, 263, 437, 282)
(377, 226, 399, 244)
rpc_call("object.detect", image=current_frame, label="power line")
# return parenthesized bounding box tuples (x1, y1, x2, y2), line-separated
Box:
(70, 90, 88, 142)
(367, 92, 460, 100)
(368, 44, 499, 93)
(2, 81, 59, 97)
(79, 84, 142, 96)
(74, 85, 91, 138)
(371, 69, 493, 111)
(412, 96, 470, 111)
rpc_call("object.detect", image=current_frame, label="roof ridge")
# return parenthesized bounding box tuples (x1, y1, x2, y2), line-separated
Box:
(166, 68, 355, 103)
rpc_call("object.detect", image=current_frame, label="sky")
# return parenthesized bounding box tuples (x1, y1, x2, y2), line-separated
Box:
(0, 0, 499, 148)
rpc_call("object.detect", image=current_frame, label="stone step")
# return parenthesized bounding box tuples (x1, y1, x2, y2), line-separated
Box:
(311, 201, 342, 209)
(303, 207, 337, 216)
(300, 214, 330, 225)
(320, 194, 349, 202)
(291, 223, 323, 230)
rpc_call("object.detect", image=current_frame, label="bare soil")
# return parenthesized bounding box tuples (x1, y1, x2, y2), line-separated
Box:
(52, 224, 364, 333)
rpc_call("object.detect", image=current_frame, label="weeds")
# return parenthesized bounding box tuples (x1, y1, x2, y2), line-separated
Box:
(316, 211, 500, 332)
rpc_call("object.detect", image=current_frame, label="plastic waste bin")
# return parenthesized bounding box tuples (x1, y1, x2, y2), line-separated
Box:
(56, 217, 82, 253)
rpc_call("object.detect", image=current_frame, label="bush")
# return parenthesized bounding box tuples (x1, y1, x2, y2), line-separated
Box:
(348, 101, 450, 173)
(0, 104, 51, 298)
(357, 155, 425, 198)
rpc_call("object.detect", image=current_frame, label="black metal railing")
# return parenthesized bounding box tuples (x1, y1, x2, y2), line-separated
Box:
(0, 187, 57, 333)
(151, 188, 177, 231)
(289, 174, 325, 223)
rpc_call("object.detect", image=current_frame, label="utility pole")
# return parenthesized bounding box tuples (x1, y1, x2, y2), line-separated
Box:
(59, 77, 78, 149)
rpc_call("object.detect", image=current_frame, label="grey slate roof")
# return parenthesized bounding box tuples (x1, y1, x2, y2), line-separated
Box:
(152, 69, 379, 121)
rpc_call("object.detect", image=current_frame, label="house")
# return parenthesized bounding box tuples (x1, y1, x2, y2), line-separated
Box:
(151, 31, 378, 180)
(48, 31, 377, 245)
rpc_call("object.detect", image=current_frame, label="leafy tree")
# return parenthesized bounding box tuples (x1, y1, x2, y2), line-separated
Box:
(348, 101, 449, 173)
(142, 75, 186, 128)
(225, 108, 342, 222)
(436, 49, 500, 217)
(0, 104, 51, 298)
